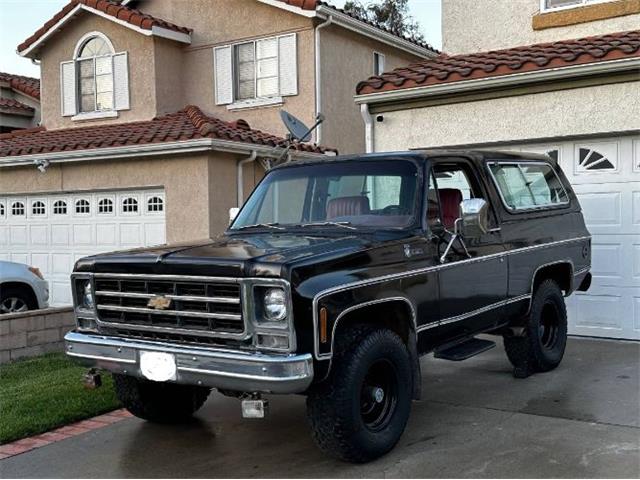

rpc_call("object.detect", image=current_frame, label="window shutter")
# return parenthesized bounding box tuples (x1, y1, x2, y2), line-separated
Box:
(60, 61, 77, 116)
(113, 52, 130, 111)
(214, 45, 233, 105)
(278, 34, 297, 96)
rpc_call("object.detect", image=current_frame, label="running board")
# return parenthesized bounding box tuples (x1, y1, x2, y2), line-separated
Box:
(434, 338, 496, 361)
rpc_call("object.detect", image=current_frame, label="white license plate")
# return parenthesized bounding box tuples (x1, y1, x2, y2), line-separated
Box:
(139, 351, 177, 382)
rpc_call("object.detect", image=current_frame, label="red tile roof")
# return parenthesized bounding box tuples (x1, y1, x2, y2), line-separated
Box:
(356, 30, 640, 95)
(0, 105, 333, 157)
(18, 0, 192, 54)
(0, 72, 40, 99)
(0, 98, 35, 116)
(274, 0, 438, 54)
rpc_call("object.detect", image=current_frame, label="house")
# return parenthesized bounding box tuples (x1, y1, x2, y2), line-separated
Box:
(0, 0, 436, 306)
(354, 0, 640, 340)
(0, 73, 41, 133)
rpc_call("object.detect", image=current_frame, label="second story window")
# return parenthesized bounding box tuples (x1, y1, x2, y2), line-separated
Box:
(373, 52, 385, 76)
(60, 32, 130, 118)
(214, 33, 298, 107)
(542, 0, 613, 11)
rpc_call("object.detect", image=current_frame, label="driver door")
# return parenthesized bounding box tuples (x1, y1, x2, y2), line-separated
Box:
(430, 159, 508, 339)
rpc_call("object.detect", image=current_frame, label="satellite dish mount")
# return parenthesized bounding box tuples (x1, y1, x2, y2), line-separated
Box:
(277, 110, 325, 163)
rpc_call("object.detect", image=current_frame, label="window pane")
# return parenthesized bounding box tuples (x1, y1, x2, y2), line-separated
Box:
(79, 59, 94, 78)
(235, 43, 255, 100)
(238, 80, 255, 100)
(490, 163, 567, 210)
(257, 57, 278, 78)
(95, 56, 112, 75)
(96, 74, 113, 93)
(545, 0, 582, 8)
(256, 38, 278, 59)
(81, 94, 95, 113)
(96, 92, 113, 110)
(80, 76, 95, 94)
(257, 77, 279, 97)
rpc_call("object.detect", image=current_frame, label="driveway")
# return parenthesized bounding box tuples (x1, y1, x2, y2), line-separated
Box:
(1, 337, 638, 478)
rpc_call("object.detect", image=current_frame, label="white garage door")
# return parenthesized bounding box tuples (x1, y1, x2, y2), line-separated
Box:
(508, 136, 640, 340)
(0, 189, 166, 306)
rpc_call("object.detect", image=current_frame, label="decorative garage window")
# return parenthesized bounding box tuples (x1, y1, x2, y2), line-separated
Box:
(546, 149, 559, 162)
(53, 200, 67, 214)
(214, 33, 297, 107)
(98, 198, 114, 214)
(75, 199, 91, 214)
(147, 197, 164, 212)
(32, 201, 46, 216)
(0, 203, 5, 218)
(60, 32, 130, 118)
(122, 197, 138, 213)
(12, 202, 25, 216)
(577, 147, 616, 171)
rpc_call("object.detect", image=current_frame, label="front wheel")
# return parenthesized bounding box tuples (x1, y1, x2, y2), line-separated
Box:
(306, 326, 412, 463)
(503, 279, 568, 378)
(113, 374, 211, 423)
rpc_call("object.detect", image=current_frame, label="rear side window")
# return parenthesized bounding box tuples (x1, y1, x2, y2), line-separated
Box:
(488, 162, 569, 211)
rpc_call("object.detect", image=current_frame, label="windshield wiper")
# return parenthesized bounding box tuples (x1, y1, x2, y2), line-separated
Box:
(297, 221, 357, 230)
(235, 222, 284, 231)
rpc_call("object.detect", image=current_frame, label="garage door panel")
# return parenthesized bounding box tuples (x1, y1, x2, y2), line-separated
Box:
(1, 188, 166, 306)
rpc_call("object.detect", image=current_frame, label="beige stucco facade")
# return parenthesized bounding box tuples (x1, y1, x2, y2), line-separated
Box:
(442, 0, 640, 54)
(371, 80, 640, 151)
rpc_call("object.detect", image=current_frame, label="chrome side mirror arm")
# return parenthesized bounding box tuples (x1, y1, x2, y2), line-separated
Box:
(439, 218, 471, 263)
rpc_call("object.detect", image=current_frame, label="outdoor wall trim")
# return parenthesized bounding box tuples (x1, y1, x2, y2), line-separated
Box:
(354, 57, 640, 106)
(0, 139, 327, 168)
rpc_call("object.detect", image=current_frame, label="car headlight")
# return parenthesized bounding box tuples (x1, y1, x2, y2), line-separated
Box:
(263, 288, 287, 321)
(77, 280, 94, 310)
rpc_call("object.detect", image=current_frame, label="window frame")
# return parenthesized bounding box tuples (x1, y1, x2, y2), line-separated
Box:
(486, 160, 570, 213)
(233, 37, 280, 103)
(373, 52, 386, 76)
(73, 32, 116, 115)
(540, 0, 616, 12)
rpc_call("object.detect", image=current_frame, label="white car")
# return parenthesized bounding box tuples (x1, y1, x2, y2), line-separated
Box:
(0, 261, 49, 314)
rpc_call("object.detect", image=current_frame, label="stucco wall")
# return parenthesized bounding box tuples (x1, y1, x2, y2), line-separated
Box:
(442, 0, 640, 54)
(320, 24, 423, 154)
(372, 81, 640, 151)
(38, 11, 157, 130)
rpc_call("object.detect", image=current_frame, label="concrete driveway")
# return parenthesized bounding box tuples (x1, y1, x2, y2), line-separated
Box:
(2, 337, 639, 478)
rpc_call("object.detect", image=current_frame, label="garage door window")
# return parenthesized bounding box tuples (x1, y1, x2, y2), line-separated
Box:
(32, 201, 46, 216)
(122, 197, 138, 213)
(75, 199, 90, 214)
(12, 202, 25, 216)
(53, 200, 67, 215)
(577, 147, 616, 171)
(488, 162, 569, 210)
(147, 196, 163, 212)
(98, 198, 114, 214)
(0, 203, 5, 218)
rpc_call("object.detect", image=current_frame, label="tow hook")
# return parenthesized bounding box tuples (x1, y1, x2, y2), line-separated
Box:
(241, 392, 269, 419)
(83, 368, 102, 389)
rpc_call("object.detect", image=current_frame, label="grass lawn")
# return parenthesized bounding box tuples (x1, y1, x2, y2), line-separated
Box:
(0, 353, 120, 444)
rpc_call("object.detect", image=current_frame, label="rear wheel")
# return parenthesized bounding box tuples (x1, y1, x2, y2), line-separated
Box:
(503, 279, 567, 378)
(306, 326, 412, 463)
(0, 286, 36, 314)
(113, 374, 210, 423)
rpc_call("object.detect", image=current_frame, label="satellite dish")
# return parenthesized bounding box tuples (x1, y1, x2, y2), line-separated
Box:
(280, 110, 312, 142)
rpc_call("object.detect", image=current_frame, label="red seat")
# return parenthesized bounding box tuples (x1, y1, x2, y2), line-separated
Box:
(326, 196, 370, 219)
(439, 188, 463, 229)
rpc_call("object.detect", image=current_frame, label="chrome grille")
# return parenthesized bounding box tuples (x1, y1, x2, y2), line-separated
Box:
(94, 275, 245, 338)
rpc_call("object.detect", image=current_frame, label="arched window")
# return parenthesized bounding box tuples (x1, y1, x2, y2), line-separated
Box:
(75, 34, 115, 113)
(53, 200, 67, 215)
(98, 198, 114, 214)
(12, 201, 25, 216)
(32, 201, 46, 215)
(75, 199, 90, 214)
(122, 197, 138, 213)
(147, 197, 164, 212)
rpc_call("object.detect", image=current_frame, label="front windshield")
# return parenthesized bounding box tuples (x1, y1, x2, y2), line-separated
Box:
(231, 160, 419, 230)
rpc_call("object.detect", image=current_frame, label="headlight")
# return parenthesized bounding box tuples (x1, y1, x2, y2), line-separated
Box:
(78, 280, 94, 310)
(263, 288, 287, 321)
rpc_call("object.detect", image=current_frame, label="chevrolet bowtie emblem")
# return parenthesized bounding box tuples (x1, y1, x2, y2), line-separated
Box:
(147, 295, 172, 310)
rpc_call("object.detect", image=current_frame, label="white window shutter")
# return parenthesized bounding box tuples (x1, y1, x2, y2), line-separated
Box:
(113, 52, 130, 111)
(60, 60, 77, 116)
(278, 33, 297, 96)
(214, 45, 233, 105)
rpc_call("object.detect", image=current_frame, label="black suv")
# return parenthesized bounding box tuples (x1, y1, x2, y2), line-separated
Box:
(66, 150, 591, 462)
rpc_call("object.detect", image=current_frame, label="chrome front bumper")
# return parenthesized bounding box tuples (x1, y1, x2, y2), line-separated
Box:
(64, 331, 314, 394)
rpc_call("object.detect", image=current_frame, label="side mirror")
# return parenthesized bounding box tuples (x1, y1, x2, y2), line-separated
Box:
(229, 207, 239, 225)
(460, 198, 489, 238)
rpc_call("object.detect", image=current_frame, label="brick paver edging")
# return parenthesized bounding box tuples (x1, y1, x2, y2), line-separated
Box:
(0, 409, 132, 459)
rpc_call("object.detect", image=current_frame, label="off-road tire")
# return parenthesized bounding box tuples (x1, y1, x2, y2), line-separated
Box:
(503, 279, 567, 378)
(306, 326, 412, 463)
(113, 374, 211, 423)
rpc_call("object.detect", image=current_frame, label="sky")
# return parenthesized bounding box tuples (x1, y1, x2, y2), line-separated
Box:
(0, 0, 442, 79)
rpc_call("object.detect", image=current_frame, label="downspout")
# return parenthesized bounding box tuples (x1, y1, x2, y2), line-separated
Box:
(314, 14, 333, 145)
(237, 150, 257, 207)
(360, 103, 374, 153)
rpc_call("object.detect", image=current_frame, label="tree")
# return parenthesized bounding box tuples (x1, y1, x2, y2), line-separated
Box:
(343, 0, 425, 44)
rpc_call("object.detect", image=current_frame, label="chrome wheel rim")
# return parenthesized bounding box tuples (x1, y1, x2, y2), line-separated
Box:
(1, 297, 28, 314)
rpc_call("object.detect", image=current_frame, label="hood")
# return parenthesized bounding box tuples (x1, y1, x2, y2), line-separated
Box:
(75, 232, 379, 278)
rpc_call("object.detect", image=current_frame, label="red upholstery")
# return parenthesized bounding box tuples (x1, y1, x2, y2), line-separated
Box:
(439, 188, 463, 229)
(326, 196, 370, 219)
